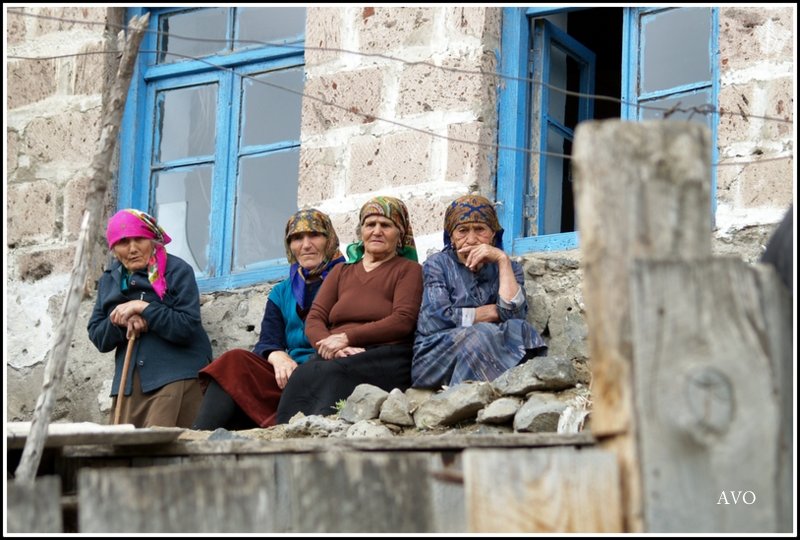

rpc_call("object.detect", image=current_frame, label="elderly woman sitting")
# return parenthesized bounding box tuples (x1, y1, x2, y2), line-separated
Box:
(192, 209, 345, 430)
(276, 195, 423, 422)
(411, 194, 547, 389)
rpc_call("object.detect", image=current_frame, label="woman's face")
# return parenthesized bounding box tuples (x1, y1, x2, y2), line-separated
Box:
(113, 237, 155, 272)
(450, 222, 495, 262)
(288, 231, 328, 270)
(361, 215, 401, 259)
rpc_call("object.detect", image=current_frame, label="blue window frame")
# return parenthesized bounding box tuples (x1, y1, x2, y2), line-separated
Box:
(118, 7, 306, 291)
(497, 7, 719, 254)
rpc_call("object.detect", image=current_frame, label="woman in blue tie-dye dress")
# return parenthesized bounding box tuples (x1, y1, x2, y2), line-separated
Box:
(411, 195, 547, 389)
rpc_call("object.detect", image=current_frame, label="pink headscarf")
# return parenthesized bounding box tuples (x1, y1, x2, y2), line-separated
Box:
(106, 209, 172, 299)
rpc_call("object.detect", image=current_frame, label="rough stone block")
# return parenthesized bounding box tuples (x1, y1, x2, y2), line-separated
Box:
(305, 7, 343, 67)
(444, 121, 494, 188)
(716, 155, 794, 209)
(34, 6, 109, 36)
(63, 175, 92, 238)
(14, 245, 77, 282)
(397, 54, 493, 117)
(6, 7, 27, 44)
(400, 194, 450, 240)
(358, 7, 435, 54)
(8, 129, 20, 172)
(444, 6, 500, 42)
(7, 181, 58, 245)
(720, 7, 794, 72)
(22, 107, 102, 163)
(73, 39, 112, 96)
(348, 131, 432, 193)
(7, 58, 57, 110)
(718, 78, 793, 149)
(328, 211, 360, 249)
(301, 68, 384, 134)
(298, 145, 340, 206)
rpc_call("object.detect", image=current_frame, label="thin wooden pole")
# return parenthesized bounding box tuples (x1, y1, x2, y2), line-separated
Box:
(113, 336, 136, 425)
(14, 13, 150, 485)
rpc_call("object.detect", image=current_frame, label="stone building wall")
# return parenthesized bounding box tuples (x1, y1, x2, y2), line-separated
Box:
(5, 6, 794, 424)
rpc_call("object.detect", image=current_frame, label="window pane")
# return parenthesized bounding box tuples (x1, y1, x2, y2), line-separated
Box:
(548, 47, 582, 129)
(237, 7, 305, 48)
(640, 89, 713, 130)
(641, 8, 711, 93)
(158, 8, 229, 64)
(156, 84, 217, 164)
(233, 149, 300, 271)
(154, 166, 213, 274)
(543, 129, 571, 235)
(242, 67, 304, 147)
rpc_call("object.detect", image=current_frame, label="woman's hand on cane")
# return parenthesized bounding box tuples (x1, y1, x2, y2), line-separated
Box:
(126, 315, 148, 340)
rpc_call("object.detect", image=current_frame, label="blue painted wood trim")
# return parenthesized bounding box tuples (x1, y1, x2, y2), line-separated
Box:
(118, 8, 150, 211)
(536, 20, 550, 236)
(213, 69, 236, 279)
(496, 8, 530, 254)
(710, 7, 719, 223)
(144, 45, 305, 81)
(513, 231, 580, 252)
(637, 80, 713, 102)
(621, 7, 636, 121)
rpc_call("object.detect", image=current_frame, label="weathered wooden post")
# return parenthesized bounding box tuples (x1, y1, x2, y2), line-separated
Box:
(572, 119, 792, 532)
(13, 14, 150, 486)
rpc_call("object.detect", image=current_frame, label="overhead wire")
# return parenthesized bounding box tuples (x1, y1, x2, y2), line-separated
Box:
(6, 7, 794, 168)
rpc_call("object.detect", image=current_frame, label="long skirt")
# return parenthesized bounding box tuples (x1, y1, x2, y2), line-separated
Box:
(198, 349, 283, 427)
(109, 368, 203, 428)
(411, 319, 547, 388)
(276, 343, 413, 424)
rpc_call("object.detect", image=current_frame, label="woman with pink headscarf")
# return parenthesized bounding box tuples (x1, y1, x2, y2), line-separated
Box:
(87, 208, 212, 428)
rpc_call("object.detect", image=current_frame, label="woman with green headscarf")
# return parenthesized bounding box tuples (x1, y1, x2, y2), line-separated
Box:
(276, 195, 423, 422)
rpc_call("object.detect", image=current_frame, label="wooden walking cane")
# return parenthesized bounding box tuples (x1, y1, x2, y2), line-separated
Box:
(113, 334, 136, 425)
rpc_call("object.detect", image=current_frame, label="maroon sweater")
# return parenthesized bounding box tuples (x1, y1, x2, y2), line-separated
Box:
(305, 256, 423, 347)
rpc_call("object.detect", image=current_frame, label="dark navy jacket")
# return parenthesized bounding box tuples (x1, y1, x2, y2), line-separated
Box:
(87, 254, 212, 396)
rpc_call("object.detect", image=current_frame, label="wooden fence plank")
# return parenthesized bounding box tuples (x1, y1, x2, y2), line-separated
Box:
(77, 453, 438, 533)
(630, 258, 792, 532)
(237, 454, 295, 533)
(288, 452, 434, 533)
(7, 475, 63, 533)
(78, 462, 280, 533)
(464, 447, 622, 532)
(426, 451, 466, 533)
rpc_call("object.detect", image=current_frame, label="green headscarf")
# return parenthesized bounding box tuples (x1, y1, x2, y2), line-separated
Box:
(346, 195, 418, 263)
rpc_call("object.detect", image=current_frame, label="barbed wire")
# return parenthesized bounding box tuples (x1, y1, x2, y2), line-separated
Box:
(7, 8, 795, 168)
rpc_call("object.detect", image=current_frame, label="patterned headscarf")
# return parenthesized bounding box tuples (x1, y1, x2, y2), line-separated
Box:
(346, 195, 418, 262)
(285, 209, 345, 308)
(443, 194, 504, 250)
(106, 209, 172, 299)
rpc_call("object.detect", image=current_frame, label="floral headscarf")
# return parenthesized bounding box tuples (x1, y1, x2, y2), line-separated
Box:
(285, 209, 345, 308)
(346, 195, 418, 262)
(443, 194, 504, 250)
(106, 209, 172, 299)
